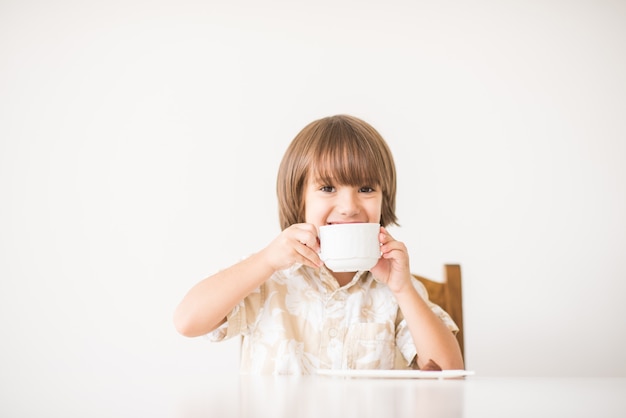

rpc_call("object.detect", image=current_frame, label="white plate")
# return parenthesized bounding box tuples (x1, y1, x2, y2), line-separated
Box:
(316, 369, 475, 379)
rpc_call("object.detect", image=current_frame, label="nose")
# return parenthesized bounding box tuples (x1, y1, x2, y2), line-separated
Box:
(336, 189, 360, 217)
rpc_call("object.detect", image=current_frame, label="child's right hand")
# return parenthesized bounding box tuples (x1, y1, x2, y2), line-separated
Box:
(259, 223, 323, 271)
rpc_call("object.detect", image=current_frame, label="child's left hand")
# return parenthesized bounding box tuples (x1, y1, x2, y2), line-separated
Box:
(370, 227, 412, 294)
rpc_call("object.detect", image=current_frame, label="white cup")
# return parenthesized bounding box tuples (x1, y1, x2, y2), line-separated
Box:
(318, 223, 381, 272)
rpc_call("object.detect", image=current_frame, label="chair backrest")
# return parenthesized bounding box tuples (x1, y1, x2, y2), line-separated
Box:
(412, 264, 464, 360)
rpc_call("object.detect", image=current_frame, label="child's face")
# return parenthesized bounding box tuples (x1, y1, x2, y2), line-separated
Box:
(304, 175, 383, 228)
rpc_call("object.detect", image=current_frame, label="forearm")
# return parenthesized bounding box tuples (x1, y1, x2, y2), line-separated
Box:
(394, 285, 464, 370)
(173, 251, 275, 337)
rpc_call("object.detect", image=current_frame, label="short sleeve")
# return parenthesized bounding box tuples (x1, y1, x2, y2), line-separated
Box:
(205, 285, 265, 342)
(205, 301, 244, 342)
(412, 277, 459, 334)
(394, 277, 459, 368)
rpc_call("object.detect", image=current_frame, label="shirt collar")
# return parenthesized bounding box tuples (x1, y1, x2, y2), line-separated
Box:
(319, 266, 371, 289)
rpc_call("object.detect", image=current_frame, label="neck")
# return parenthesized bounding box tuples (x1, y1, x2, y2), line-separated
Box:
(332, 271, 357, 287)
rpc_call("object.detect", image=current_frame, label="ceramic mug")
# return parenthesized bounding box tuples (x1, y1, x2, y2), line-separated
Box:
(318, 223, 381, 272)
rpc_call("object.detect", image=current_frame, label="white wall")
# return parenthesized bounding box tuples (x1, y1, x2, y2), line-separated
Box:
(1, 1, 625, 400)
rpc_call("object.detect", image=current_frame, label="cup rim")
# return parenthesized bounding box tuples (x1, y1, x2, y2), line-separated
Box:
(319, 222, 380, 230)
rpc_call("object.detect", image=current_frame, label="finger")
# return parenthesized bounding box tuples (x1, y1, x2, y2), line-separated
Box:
(294, 230, 320, 252)
(379, 226, 395, 244)
(297, 244, 323, 268)
(380, 240, 407, 258)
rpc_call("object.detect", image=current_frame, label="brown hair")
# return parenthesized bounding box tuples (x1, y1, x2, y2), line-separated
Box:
(276, 114, 398, 230)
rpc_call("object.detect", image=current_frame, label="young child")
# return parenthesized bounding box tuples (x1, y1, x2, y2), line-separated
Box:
(174, 114, 464, 374)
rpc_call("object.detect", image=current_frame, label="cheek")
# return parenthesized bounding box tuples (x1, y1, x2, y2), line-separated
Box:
(365, 200, 383, 220)
(303, 197, 317, 221)
(304, 200, 321, 217)
(304, 199, 332, 224)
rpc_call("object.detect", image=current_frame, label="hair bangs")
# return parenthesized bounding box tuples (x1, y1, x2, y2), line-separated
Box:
(310, 131, 382, 189)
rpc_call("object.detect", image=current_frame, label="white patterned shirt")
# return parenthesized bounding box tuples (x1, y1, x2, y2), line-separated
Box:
(207, 264, 458, 374)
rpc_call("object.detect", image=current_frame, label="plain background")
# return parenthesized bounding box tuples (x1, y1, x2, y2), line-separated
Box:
(2, 0, 625, 408)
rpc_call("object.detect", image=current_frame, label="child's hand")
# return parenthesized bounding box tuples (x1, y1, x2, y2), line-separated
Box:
(260, 223, 323, 272)
(370, 227, 412, 294)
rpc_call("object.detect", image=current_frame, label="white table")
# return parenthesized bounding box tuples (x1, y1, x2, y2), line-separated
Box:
(174, 373, 626, 418)
(5, 372, 626, 417)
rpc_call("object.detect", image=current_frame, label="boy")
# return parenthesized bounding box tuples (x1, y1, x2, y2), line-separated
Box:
(174, 114, 463, 374)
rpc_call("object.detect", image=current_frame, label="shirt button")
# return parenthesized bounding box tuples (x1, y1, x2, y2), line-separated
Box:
(328, 328, 338, 338)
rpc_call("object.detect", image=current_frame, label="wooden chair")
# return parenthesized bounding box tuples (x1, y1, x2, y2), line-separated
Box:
(412, 264, 465, 360)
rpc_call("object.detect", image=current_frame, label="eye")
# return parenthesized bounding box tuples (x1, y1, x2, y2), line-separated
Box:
(320, 185, 335, 193)
(359, 186, 375, 193)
